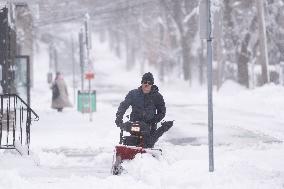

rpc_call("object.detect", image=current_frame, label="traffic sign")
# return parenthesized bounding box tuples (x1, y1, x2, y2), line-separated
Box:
(85, 72, 94, 80)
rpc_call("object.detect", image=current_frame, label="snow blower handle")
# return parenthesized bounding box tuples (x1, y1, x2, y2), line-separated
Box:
(119, 129, 123, 144)
(118, 121, 134, 144)
(161, 120, 174, 131)
(118, 122, 132, 132)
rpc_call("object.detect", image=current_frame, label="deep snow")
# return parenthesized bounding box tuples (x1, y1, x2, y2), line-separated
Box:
(0, 37, 284, 189)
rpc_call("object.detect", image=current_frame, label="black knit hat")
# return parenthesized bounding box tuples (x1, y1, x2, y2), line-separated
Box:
(141, 72, 154, 84)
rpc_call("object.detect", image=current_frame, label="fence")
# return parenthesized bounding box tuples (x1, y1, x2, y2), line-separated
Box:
(0, 94, 38, 155)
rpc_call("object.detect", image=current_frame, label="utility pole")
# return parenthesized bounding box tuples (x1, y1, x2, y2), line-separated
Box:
(79, 30, 84, 91)
(71, 36, 76, 105)
(200, 0, 214, 172)
(84, 13, 94, 122)
(84, 13, 92, 72)
(206, 0, 214, 172)
(54, 48, 58, 73)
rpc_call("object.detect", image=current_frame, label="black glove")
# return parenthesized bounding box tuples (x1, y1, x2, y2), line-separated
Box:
(115, 117, 123, 127)
(121, 121, 132, 132)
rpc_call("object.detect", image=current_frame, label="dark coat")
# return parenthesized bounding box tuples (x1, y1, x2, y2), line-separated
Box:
(116, 85, 166, 125)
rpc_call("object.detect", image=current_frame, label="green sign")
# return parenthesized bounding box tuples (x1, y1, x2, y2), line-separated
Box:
(77, 90, 96, 113)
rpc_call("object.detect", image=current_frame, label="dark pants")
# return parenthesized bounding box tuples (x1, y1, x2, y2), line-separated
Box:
(145, 122, 173, 148)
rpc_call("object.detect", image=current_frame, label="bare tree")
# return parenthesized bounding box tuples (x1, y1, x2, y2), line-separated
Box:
(161, 0, 198, 82)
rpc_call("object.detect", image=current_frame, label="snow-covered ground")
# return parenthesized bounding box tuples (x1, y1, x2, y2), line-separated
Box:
(0, 37, 284, 189)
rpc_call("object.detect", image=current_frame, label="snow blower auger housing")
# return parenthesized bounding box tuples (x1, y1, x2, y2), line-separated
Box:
(111, 121, 163, 175)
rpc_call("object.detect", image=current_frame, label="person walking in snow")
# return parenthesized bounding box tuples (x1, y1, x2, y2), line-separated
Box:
(51, 72, 72, 112)
(115, 72, 173, 148)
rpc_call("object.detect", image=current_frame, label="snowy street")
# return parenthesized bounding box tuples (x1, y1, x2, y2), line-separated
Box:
(1, 39, 284, 189)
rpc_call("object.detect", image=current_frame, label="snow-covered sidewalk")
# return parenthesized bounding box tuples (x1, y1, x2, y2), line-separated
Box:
(0, 39, 284, 189)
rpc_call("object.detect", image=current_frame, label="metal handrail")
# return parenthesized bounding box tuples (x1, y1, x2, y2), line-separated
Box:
(0, 93, 39, 155)
(0, 94, 39, 121)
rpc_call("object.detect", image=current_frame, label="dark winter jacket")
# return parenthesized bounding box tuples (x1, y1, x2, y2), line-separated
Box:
(116, 85, 166, 126)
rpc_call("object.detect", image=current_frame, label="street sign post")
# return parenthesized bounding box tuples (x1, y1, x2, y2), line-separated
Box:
(200, 0, 214, 172)
(86, 72, 95, 122)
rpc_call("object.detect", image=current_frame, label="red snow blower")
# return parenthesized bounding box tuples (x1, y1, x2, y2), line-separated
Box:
(111, 121, 163, 175)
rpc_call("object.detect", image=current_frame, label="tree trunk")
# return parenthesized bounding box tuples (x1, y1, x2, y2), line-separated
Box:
(181, 35, 191, 81)
(159, 23, 165, 82)
(213, 10, 223, 90)
(125, 33, 131, 70)
(256, 0, 269, 85)
(115, 33, 121, 59)
(237, 33, 250, 88)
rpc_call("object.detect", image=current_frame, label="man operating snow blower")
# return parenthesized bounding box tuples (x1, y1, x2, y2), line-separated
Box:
(115, 72, 173, 148)
(112, 72, 173, 175)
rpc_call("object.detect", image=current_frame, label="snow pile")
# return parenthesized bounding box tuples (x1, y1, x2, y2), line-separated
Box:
(0, 36, 284, 189)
